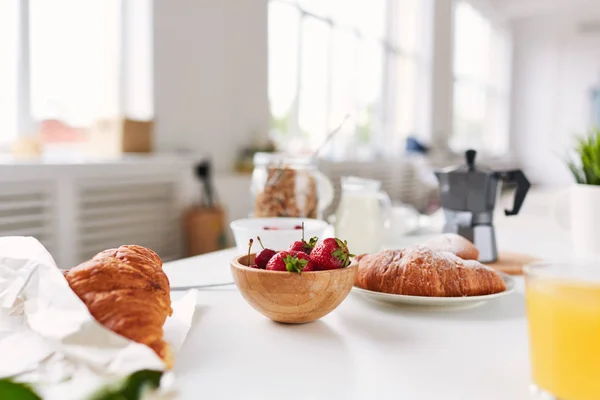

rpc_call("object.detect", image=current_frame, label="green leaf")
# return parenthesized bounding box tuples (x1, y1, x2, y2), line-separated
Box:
(567, 162, 585, 184)
(91, 370, 163, 400)
(0, 380, 41, 400)
(0, 371, 162, 400)
(304, 237, 318, 250)
(283, 254, 307, 273)
(567, 127, 600, 185)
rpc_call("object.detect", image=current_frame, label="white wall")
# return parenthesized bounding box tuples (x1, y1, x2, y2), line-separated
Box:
(153, 0, 269, 173)
(511, 7, 600, 186)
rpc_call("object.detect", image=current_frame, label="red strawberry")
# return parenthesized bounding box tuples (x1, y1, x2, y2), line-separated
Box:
(286, 250, 320, 271)
(309, 238, 354, 270)
(266, 250, 309, 273)
(301, 259, 319, 271)
(288, 236, 318, 255)
(255, 236, 276, 269)
(288, 222, 318, 255)
(290, 251, 319, 272)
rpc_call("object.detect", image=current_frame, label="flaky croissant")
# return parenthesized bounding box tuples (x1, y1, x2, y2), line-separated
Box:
(64, 245, 174, 368)
(423, 233, 479, 260)
(355, 246, 505, 297)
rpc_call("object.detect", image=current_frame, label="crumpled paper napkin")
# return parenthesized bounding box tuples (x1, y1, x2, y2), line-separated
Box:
(0, 236, 197, 399)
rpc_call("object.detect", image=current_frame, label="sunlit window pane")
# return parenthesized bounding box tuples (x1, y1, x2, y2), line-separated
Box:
(356, 0, 386, 40)
(29, 0, 121, 127)
(356, 41, 383, 147)
(395, 0, 425, 54)
(329, 29, 357, 132)
(454, 2, 491, 82)
(124, 0, 153, 121)
(268, 2, 300, 130)
(490, 28, 511, 93)
(453, 1, 510, 155)
(327, 29, 359, 159)
(382, 54, 421, 156)
(483, 92, 509, 154)
(396, 56, 418, 136)
(298, 18, 330, 150)
(268, 0, 431, 155)
(297, 0, 332, 19)
(0, 0, 19, 143)
(328, 0, 357, 26)
(452, 82, 486, 150)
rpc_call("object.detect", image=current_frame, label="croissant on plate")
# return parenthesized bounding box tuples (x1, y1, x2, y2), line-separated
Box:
(423, 233, 479, 261)
(355, 246, 505, 297)
(64, 245, 174, 368)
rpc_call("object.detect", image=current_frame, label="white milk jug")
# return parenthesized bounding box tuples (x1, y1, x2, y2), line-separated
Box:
(334, 176, 391, 255)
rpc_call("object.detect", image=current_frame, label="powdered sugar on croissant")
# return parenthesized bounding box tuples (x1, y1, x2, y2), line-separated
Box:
(355, 246, 505, 297)
(423, 233, 479, 260)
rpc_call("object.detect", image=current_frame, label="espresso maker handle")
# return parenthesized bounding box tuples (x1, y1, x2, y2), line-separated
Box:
(498, 170, 531, 216)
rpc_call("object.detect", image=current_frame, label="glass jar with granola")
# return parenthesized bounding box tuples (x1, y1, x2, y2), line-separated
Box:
(251, 153, 334, 219)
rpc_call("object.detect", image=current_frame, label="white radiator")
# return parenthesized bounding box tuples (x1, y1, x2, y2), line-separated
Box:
(0, 155, 198, 268)
(75, 177, 181, 263)
(0, 182, 56, 254)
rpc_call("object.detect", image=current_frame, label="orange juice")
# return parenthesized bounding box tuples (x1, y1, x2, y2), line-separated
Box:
(526, 279, 600, 400)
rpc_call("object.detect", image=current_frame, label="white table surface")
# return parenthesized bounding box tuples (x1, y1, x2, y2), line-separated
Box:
(163, 189, 573, 400)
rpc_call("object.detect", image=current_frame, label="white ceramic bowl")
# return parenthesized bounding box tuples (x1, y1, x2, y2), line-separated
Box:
(230, 218, 329, 253)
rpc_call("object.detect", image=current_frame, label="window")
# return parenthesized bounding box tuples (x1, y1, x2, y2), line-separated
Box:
(268, 0, 433, 158)
(0, 0, 152, 145)
(0, 0, 20, 144)
(452, 1, 511, 155)
(30, 0, 121, 127)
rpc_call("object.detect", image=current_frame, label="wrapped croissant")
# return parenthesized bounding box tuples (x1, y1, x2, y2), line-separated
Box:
(63, 245, 174, 368)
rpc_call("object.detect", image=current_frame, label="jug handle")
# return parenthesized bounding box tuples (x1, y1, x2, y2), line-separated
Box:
(377, 191, 393, 229)
(314, 171, 335, 214)
(497, 170, 531, 216)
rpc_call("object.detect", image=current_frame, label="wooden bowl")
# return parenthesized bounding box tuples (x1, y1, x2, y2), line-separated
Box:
(230, 254, 358, 324)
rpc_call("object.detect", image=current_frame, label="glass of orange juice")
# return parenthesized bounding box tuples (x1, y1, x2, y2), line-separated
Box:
(524, 261, 600, 400)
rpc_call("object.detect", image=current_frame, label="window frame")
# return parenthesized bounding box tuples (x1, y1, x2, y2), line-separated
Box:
(268, 0, 434, 157)
(5, 0, 149, 145)
(451, 0, 512, 156)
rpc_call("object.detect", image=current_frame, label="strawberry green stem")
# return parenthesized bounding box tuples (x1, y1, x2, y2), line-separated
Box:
(283, 254, 308, 273)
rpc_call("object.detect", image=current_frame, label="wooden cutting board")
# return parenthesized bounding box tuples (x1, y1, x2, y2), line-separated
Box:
(485, 252, 540, 275)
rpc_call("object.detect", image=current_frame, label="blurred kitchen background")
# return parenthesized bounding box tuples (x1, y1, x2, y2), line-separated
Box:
(0, 0, 595, 267)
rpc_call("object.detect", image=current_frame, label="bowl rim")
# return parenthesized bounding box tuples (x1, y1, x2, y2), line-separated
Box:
(230, 217, 329, 231)
(231, 253, 358, 274)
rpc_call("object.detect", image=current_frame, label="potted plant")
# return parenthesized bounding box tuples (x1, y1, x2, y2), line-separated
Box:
(566, 127, 600, 256)
(567, 127, 600, 185)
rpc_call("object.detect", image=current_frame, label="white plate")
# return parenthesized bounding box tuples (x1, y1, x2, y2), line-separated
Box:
(351, 274, 516, 311)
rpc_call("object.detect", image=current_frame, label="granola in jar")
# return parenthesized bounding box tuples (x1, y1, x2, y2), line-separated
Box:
(251, 154, 333, 219)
